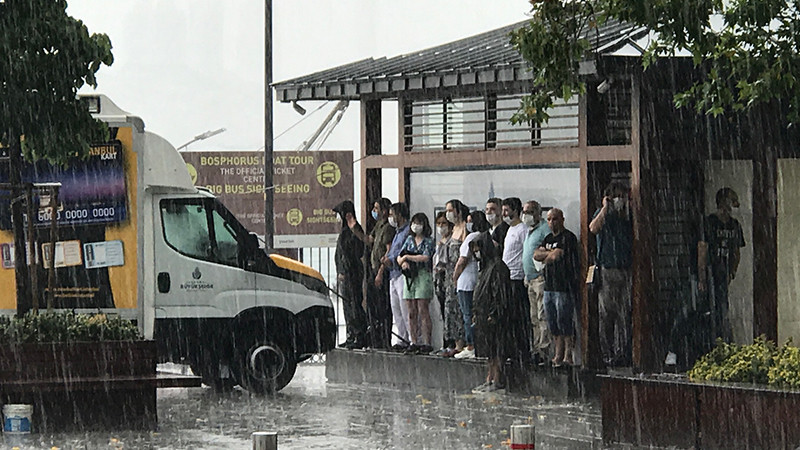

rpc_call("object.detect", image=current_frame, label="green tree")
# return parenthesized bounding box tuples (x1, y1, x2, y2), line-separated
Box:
(0, 0, 113, 313)
(511, 0, 800, 124)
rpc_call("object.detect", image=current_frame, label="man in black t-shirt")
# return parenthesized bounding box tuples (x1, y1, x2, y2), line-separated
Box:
(697, 187, 745, 343)
(534, 208, 581, 367)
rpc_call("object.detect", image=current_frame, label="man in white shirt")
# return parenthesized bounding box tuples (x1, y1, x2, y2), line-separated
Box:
(501, 197, 532, 363)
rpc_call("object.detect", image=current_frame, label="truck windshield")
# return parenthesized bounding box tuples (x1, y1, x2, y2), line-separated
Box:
(160, 198, 242, 267)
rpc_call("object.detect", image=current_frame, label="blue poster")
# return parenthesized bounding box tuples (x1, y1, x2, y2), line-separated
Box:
(0, 141, 128, 230)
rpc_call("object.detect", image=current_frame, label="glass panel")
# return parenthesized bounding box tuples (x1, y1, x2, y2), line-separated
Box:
(212, 209, 240, 266)
(161, 200, 213, 261)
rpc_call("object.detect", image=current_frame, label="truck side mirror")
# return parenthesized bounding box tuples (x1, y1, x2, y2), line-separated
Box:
(245, 233, 259, 250)
(243, 233, 260, 270)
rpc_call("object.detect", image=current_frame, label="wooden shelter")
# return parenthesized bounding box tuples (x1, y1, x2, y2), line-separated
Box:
(275, 20, 797, 371)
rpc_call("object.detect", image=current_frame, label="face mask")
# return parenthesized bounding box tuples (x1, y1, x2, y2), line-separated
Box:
(522, 213, 536, 227)
(445, 211, 456, 223)
(411, 224, 423, 235)
(372, 210, 379, 220)
(503, 215, 513, 225)
(466, 222, 474, 232)
(388, 217, 397, 228)
(437, 226, 447, 236)
(473, 251, 481, 260)
(486, 213, 497, 224)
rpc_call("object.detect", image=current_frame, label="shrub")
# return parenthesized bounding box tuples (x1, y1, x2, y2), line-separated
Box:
(0, 311, 142, 344)
(688, 336, 800, 389)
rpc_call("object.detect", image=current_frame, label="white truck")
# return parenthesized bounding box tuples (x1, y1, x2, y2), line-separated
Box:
(0, 95, 336, 393)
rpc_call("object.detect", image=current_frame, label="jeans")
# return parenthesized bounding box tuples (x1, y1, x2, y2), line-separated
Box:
(457, 290, 474, 346)
(598, 267, 632, 366)
(543, 291, 575, 336)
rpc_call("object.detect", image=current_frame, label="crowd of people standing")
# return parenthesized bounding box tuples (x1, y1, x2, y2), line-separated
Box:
(333, 185, 634, 393)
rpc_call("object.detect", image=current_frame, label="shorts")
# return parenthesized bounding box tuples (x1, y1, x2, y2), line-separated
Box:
(543, 291, 575, 336)
(404, 269, 434, 299)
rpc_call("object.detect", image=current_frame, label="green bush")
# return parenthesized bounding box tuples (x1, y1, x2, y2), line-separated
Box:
(688, 336, 800, 389)
(0, 312, 142, 344)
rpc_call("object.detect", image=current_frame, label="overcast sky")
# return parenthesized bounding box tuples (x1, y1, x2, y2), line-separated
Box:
(67, 1, 529, 152)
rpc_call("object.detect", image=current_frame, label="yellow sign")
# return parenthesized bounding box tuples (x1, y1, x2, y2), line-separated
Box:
(316, 161, 341, 188)
(286, 208, 303, 227)
(186, 163, 198, 184)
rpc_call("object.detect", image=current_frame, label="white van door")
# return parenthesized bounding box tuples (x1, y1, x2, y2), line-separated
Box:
(153, 196, 255, 319)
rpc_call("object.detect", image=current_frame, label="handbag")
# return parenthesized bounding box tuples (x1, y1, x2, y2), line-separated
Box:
(399, 249, 420, 288)
(586, 264, 601, 286)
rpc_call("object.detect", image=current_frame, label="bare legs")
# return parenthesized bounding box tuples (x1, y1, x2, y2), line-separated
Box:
(406, 298, 432, 345)
(552, 335, 574, 366)
(487, 357, 502, 384)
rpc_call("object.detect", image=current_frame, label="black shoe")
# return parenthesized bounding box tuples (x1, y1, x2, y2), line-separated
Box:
(338, 339, 355, 348)
(347, 340, 367, 350)
(391, 343, 408, 352)
(404, 344, 420, 355)
(417, 345, 433, 354)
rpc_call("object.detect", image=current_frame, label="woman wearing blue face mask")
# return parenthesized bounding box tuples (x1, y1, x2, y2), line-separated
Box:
(397, 212, 435, 354)
(366, 197, 395, 349)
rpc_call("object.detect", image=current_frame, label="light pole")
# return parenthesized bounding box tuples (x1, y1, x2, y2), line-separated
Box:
(176, 128, 226, 151)
(264, 0, 274, 251)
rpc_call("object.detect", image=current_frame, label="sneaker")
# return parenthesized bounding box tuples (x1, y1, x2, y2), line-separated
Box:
(441, 348, 459, 358)
(471, 381, 493, 394)
(454, 347, 475, 359)
(665, 351, 677, 366)
(391, 343, 408, 352)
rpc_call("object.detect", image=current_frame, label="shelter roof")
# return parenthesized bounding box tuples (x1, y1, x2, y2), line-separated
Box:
(274, 18, 647, 102)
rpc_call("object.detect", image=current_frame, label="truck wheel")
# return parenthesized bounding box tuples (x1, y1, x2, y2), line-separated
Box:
(235, 338, 297, 394)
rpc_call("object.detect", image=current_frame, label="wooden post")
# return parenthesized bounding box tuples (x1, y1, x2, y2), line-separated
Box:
(397, 98, 409, 204)
(360, 100, 382, 223)
(630, 73, 658, 371)
(752, 109, 778, 341)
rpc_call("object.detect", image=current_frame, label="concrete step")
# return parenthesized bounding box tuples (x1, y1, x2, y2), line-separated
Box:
(326, 348, 602, 400)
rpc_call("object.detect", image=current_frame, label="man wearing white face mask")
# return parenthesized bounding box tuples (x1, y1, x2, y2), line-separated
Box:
(501, 197, 533, 363)
(589, 181, 633, 367)
(385, 202, 412, 350)
(522, 200, 551, 365)
(486, 197, 508, 252)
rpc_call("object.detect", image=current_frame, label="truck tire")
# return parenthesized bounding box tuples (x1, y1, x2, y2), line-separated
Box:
(235, 337, 297, 394)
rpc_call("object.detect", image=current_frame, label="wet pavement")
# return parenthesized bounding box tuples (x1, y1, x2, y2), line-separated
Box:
(2, 364, 603, 449)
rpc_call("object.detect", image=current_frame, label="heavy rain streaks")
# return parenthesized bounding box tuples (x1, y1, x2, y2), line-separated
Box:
(11, 365, 601, 449)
